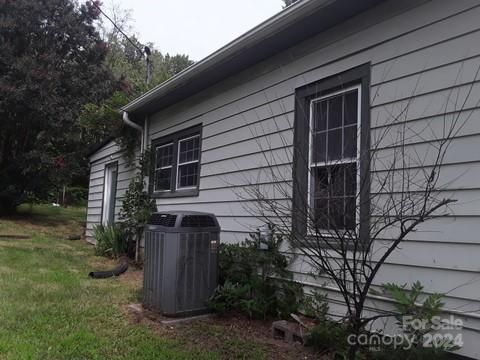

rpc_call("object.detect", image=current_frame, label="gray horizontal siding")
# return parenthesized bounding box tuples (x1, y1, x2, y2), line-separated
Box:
(148, 0, 480, 139)
(86, 141, 136, 242)
(148, 0, 480, 238)
(109, 1, 480, 357)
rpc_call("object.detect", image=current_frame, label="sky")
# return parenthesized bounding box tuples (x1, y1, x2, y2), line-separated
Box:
(102, 0, 285, 61)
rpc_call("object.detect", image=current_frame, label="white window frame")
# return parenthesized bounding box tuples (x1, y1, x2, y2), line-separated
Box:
(176, 134, 200, 190)
(153, 142, 173, 192)
(307, 84, 362, 235)
(101, 163, 117, 226)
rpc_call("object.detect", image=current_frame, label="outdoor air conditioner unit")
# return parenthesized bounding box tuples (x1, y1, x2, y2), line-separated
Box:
(143, 211, 220, 317)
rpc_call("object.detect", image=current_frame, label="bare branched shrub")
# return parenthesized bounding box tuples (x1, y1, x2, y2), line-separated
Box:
(228, 62, 480, 358)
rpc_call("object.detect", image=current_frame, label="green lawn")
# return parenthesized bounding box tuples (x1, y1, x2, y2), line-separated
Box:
(0, 205, 230, 360)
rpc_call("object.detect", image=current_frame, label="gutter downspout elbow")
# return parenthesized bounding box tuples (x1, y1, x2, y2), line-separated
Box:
(121, 111, 148, 263)
(122, 111, 144, 152)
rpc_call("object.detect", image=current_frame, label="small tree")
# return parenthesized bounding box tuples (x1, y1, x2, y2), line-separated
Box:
(234, 65, 480, 358)
(119, 150, 156, 262)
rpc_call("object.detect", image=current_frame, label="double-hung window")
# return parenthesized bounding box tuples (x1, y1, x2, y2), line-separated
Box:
(309, 86, 360, 231)
(177, 135, 200, 189)
(154, 143, 174, 191)
(292, 64, 370, 243)
(150, 125, 202, 197)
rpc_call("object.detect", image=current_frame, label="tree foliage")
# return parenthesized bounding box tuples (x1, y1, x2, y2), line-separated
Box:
(0, 0, 194, 213)
(0, 0, 116, 213)
(283, 0, 300, 8)
(79, 4, 194, 166)
(119, 151, 156, 261)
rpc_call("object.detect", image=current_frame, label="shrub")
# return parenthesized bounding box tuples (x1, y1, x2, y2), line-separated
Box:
(306, 320, 350, 356)
(369, 281, 457, 359)
(93, 224, 127, 258)
(383, 281, 456, 350)
(209, 281, 251, 314)
(119, 151, 156, 261)
(210, 226, 303, 319)
(301, 290, 329, 321)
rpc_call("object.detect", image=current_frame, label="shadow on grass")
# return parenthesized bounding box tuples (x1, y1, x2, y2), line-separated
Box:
(5, 204, 86, 228)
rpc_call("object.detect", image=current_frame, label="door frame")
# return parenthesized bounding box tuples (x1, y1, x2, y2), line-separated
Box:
(101, 161, 118, 226)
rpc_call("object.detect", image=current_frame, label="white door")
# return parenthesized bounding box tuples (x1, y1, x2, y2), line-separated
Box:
(101, 163, 118, 226)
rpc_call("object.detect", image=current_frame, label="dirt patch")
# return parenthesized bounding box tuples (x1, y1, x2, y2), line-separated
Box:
(123, 302, 324, 360)
(119, 267, 143, 284)
(87, 254, 118, 269)
(116, 269, 324, 358)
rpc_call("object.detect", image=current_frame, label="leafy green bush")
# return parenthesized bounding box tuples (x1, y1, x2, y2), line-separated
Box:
(119, 150, 156, 261)
(305, 282, 456, 358)
(210, 227, 303, 319)
(93, 224, 127, 258)
(301, 293, 347, 357)
(306, 320, 350, 356)
(369, 281, 457, 358)
(301, 290, 329, 321)
(383, 282, 453, 349)
(209, 281, 251, 314)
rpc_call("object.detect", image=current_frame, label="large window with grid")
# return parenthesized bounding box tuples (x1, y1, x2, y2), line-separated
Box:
(309, 85, 361, 231)
(150, 125, 202, 197)
(292, 64, 370, 244)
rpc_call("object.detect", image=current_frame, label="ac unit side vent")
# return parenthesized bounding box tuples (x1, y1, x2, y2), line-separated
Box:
(149, 213, 177, 227)
(181, 215, 216, 228)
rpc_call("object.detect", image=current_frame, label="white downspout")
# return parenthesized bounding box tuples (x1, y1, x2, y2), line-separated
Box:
(122, 111, 144, 152)
(122, 111, 149, 263)
(143, 115, 149, 152)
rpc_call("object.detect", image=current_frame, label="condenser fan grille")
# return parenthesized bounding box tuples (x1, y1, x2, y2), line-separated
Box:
(149, 213, 177, 227)
(180, 215, 216, 228)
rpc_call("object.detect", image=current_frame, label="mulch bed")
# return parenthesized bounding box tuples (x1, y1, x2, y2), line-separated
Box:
(119, 269, 327, 359)
(124, 302, 325, 359)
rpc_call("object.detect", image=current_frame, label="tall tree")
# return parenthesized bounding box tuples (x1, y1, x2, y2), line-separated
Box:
(0, 0, 116, 214)
(79, 5, 194, 160)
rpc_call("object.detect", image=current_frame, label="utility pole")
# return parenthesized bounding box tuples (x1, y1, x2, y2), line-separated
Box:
(144, 46, 152, 86)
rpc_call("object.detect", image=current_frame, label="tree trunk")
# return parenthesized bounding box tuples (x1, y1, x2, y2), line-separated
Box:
(348, 313, 363, 360)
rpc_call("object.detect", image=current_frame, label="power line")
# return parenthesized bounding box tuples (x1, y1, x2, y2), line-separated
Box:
(90, 1, 152, 84)
(90, 1, 144, 55)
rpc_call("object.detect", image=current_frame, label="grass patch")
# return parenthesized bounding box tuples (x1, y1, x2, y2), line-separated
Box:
(0, 205, 272, 359)
(16, 203, 87, 223)
(0, 205, 217, 360)
(0, 204, 86, 239)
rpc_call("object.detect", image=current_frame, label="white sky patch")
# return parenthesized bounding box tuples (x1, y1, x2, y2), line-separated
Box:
(102, 0, 284, 61)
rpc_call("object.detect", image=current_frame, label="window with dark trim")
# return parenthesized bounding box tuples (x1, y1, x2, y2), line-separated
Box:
(150, 124, 202, 198)
(292, 64, 370, 245)
(309, 86, 360, 231)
